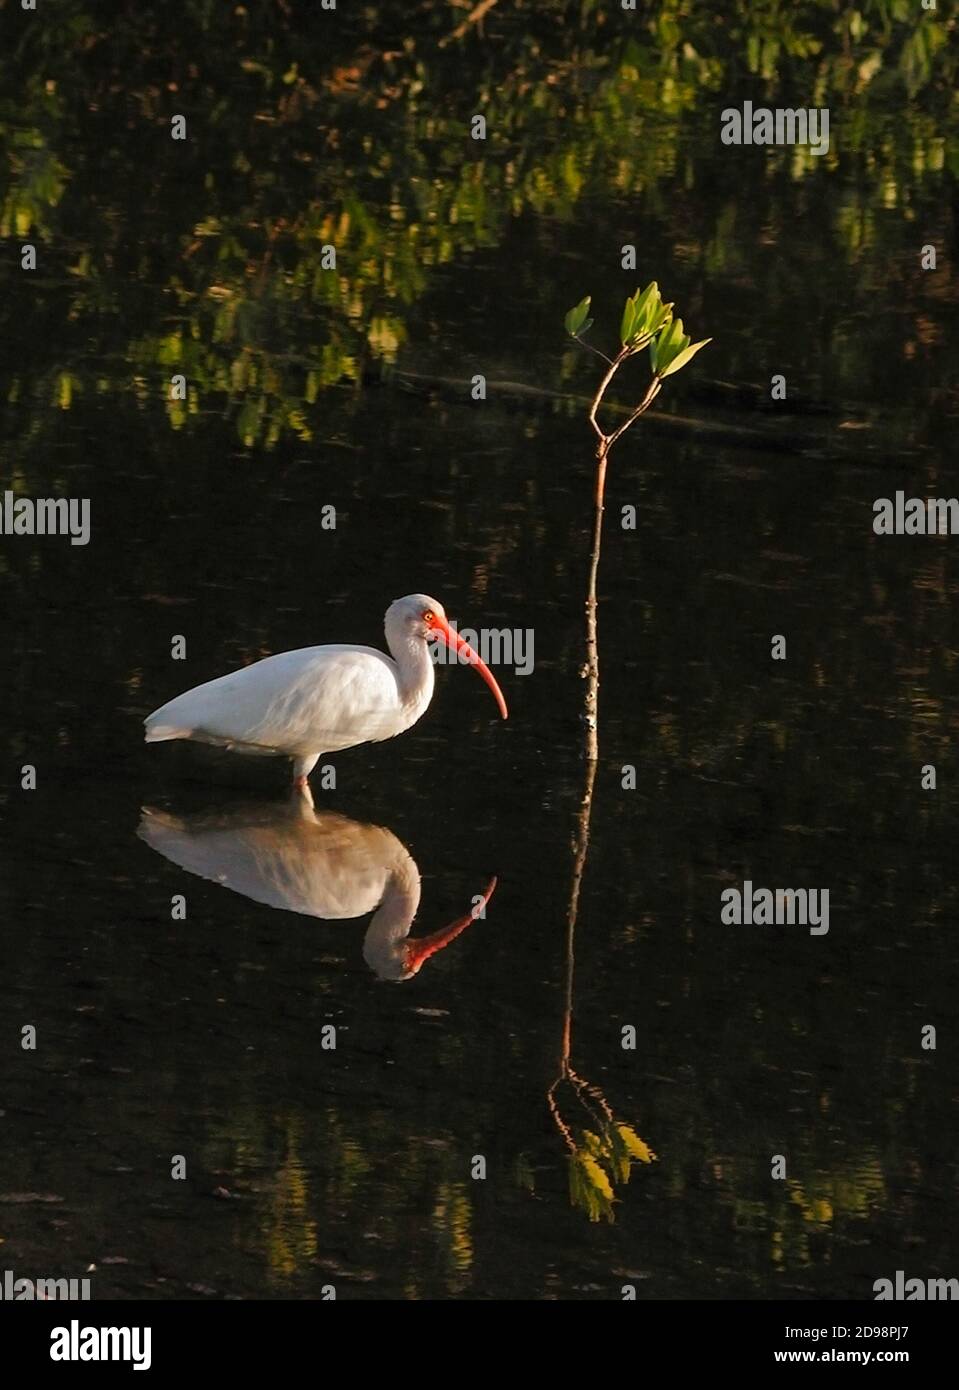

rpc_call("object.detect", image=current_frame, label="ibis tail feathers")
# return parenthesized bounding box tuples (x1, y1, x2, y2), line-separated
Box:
(144, 724, 190, 744)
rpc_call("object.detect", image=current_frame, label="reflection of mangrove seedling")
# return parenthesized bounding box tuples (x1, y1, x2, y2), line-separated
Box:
(563, 286, 710, 760)
(547, 1066, 655, 1223)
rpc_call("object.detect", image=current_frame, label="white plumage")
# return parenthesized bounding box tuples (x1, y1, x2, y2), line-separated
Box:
(144, 593, 508, 786)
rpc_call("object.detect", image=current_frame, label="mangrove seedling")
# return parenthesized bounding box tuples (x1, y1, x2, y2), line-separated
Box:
(564, 286, 710, 761)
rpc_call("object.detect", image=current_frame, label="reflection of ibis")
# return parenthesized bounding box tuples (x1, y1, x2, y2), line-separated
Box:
(144, 594, 508, 788)
(137, 789, 495, 982)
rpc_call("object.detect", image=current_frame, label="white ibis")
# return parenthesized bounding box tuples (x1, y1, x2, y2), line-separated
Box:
(138, 790, 497, 981)
(144, 594, 508, 787)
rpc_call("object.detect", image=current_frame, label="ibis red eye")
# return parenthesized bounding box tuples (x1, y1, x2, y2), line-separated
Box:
(423, 610, 434, 624)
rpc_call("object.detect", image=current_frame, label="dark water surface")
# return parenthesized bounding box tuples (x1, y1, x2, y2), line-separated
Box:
(1, 1, 957, 1299)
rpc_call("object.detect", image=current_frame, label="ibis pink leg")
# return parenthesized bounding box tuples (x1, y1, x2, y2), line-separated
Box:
(292, 753, 321, 788)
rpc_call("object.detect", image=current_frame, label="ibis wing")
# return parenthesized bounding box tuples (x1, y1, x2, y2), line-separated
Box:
(144, 646, 404, 755)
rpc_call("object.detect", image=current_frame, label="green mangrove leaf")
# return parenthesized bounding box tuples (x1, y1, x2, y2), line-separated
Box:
(620, 296, 637, 345)
(659, 336, 712, 377)
(564, 295, 591, 336)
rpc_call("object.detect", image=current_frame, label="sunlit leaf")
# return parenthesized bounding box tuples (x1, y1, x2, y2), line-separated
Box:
(658, 336, 712, 377)
(564, 295, 591, 336)
(620, 296, 637, 345)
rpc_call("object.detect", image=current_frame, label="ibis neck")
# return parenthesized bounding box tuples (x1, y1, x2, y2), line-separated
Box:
(386, 628, 436, 711)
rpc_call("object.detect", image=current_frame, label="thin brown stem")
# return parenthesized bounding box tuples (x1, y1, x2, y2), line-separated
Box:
(583, 361, 662, 764)
(575, 336, 615, 368)
(608, 376, 662, 448)
(582, 442, 607, 764)
(586, 347, 627, 441)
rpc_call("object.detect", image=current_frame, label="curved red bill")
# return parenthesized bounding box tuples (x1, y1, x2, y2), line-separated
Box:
(430, 615, 509, 719)
(403, 876, 498, 975)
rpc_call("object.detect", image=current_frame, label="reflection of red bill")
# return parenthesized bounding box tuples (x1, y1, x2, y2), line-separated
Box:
(404, 876, 498, 975)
